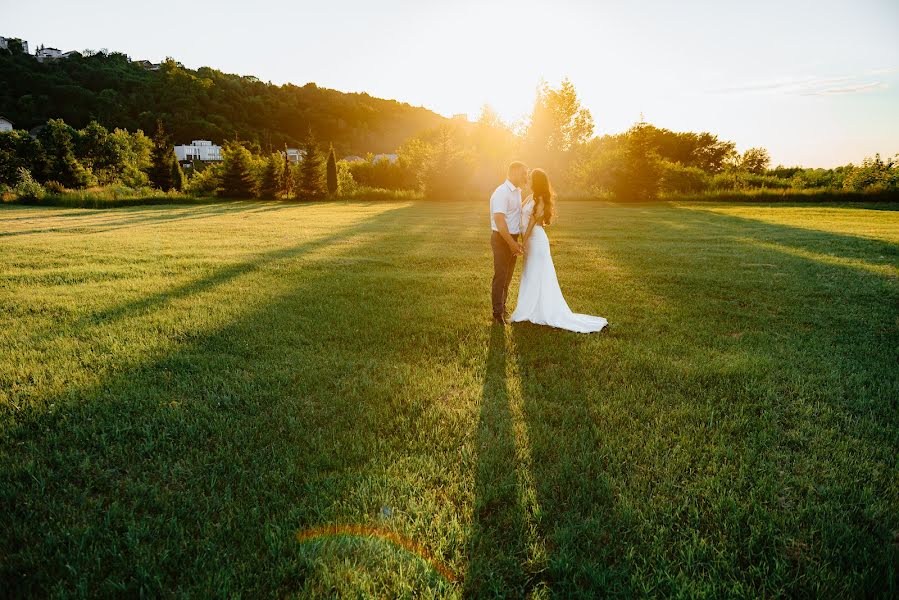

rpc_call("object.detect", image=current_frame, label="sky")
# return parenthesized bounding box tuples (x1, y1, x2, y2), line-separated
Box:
(7, 0, 899, 167)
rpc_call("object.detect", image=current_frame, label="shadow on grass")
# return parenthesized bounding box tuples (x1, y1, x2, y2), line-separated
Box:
(23, 204, 400, 349)
(0, 203, 448, 597)
(512, 324, 632, 597)
(0, 201, 295, 238)
(672, 205, 898, 267)
(464, 325, 536, 596)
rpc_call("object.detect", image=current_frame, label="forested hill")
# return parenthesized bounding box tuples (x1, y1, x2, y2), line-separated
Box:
(0, 49, 447, 154)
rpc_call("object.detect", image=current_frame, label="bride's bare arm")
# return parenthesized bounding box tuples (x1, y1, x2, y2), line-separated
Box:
(522, 218, 536, 248)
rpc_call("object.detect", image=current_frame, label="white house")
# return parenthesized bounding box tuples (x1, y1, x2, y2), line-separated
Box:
(372, 153, 398, 164)
(35, 46, 62, 61)
(281, 148, 306, 164)
(0, 37, 29, 54)
(173, 140, 222, 162)
(342, 155, 365, 163)
(0, 116, 13, 132)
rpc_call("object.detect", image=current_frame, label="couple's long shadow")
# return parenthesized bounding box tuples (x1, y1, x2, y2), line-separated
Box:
(467, 324, 631, 596)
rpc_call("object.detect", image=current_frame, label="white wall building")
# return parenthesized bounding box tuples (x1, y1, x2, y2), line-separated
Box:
(0, 116, 13, 132)
(373, 153, 398, 164)
(281, 148, 306, 164)
(0, 37, 29, 54)
(173, 140, 222, 162)
(35, 46, 62, 61)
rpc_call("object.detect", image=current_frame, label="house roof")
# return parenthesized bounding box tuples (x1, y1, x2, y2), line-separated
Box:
(0, 116, 13, 124)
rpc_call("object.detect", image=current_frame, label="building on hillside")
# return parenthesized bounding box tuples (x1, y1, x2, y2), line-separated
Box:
(372, 153, 398, 164)
(0, 36, 29, 54)
(0, 116, 13, 132)
(452, 113, 469, 121)
(134, 60, 161, 71)
(61, 50, 80, 59)
(281, 148, 305, 164)
(342, 155, 365, 163)
(173, 140, 222, 162)
(35, 46, 62, 61)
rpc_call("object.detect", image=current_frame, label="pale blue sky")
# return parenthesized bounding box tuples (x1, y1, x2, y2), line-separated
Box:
(8, 0, 899, 167)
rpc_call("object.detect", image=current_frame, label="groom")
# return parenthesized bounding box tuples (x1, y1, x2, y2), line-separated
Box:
(490, 161, 528, 325)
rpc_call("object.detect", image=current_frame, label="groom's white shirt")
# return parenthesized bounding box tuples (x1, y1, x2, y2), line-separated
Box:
(490, 179, 522, 235)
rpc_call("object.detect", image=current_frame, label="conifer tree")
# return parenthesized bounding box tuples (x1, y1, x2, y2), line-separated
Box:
(258, 152, 282, 199)
(279, 147, 292, 199)
(39, 119, 92, 189)
(326, 144, 338, 196)
(220, 141, 256, 198)
(169, 153, 185, 191)
(297, 128, 324, 200)
(148, 120, 174, 191)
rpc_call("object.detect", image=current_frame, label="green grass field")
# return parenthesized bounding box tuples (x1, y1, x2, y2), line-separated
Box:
(1, 199, 897, 598)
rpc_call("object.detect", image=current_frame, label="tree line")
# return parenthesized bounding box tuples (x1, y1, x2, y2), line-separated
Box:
(2, 38, 896, 202)
(0, 117, 348, 201)
(0, 45, 445, 155)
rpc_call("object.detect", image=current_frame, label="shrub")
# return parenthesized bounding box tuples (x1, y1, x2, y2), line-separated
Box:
(44, 180, 67, 194)
(336, 161, 358, 195)
(659, 161, 709, 194)
(14, 168, 46, 200)
(185, 162, 223, 196)
(347, 157, 416, 190)
(842, 154, 897, 192)
(337, 186, 423, 201)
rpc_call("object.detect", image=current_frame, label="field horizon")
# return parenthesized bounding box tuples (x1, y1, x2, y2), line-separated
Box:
(1, 199, 897, 597)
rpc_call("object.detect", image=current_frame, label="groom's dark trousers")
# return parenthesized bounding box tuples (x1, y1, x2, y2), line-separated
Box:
(491, 231, 519, 319)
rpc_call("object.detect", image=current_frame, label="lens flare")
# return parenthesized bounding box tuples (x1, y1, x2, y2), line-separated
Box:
(295, 524, 457, 583)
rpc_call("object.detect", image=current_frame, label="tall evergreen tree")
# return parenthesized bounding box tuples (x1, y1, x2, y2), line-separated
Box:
(279, 146, 292, 199)
(220, 140, 256, 198)
(258, 152, 282, 199)
(326, 144, 338, 196)
(148, 120, 174, 191)
(169, 154, 185, 191)
(39, 119, 92, 189)
(297, 129, 324, 200)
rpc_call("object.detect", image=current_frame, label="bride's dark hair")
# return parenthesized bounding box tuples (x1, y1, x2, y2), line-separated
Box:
(530, 168, 555, 225)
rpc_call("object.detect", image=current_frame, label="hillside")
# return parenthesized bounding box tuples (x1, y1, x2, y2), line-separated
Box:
(0, 49, 447, 154)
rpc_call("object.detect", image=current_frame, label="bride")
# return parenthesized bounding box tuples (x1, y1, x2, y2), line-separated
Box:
(510, 169, 608, 333)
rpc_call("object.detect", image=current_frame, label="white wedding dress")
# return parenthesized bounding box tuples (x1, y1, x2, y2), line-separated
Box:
(510, 196, 608, 333)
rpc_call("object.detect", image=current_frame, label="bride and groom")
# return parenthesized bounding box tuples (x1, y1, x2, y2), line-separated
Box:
(490, 161, 608, 334)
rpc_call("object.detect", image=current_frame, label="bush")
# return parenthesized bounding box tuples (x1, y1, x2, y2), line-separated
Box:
(842, 154, 897, 192)
(13, 168, 45, 200)
(337, 186, 423, 201)
(336, 161, 358, 195)
(346, 157, 416, 190)
(44, 180, 67, 194)
(659, 161, 709, 194)
(185, 162, 223, 195)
